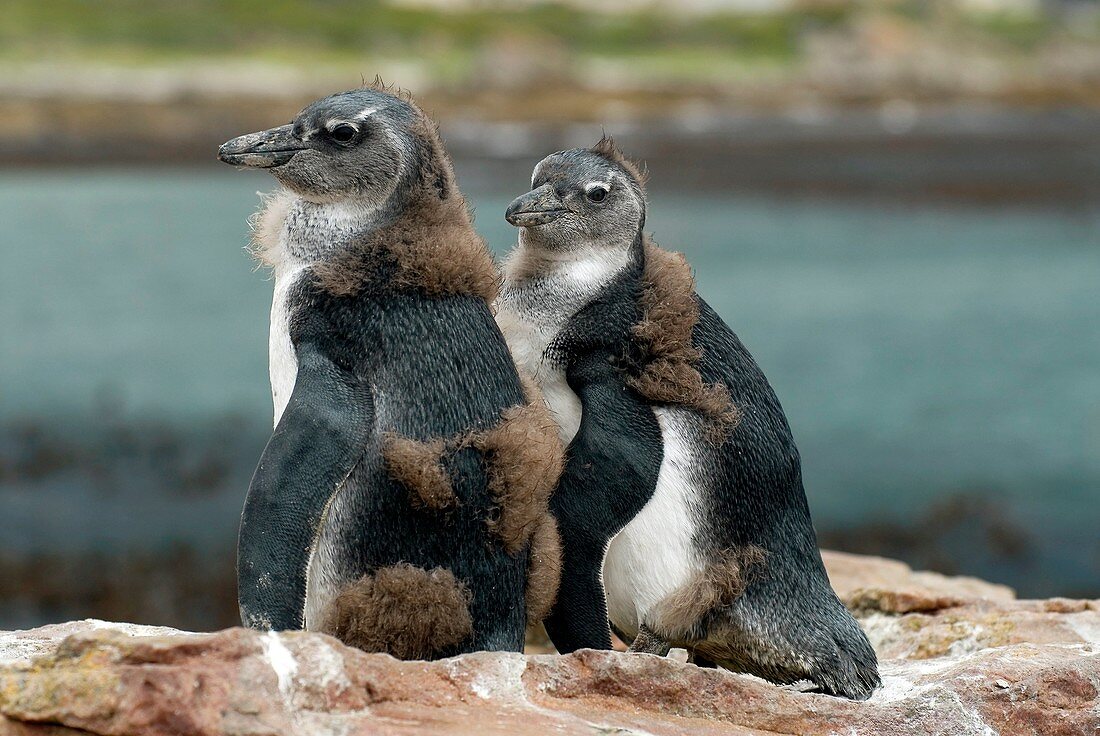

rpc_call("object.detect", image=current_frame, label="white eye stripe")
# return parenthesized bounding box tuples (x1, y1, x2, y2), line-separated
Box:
(355, 106, 378, 121)
(585, 181, 611, 193)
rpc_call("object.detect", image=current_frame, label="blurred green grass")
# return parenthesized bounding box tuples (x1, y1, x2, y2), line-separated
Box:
(1, 1, 843, 59)
(2, 1, 1097, 122)
(4, 0, 1081, 64)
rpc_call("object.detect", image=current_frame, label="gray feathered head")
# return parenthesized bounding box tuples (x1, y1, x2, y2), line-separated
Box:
(505, 136, 648, 251)
(219, 84, 453, 208)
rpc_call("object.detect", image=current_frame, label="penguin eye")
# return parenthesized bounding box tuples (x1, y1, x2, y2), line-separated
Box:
(586, 185, 608, 203)
(329, 124, 358, 144)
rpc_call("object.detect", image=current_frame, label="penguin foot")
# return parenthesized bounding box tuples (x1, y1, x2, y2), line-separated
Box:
(627, 624, 672, 656)
(689, 650, 718, 669)
(698, 622, 882, 701)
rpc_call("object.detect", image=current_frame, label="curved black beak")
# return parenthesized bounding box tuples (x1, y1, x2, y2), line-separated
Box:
(218, 124, 307, 169)
(505, 184, 566, 227)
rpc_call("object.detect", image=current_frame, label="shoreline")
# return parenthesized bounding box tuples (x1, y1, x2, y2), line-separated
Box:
(4, 101, 1098, 204)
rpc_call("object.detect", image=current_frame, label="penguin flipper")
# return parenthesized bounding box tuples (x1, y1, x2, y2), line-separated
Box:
(543, 534, 612, 653)
(544, 353, 664, 654)
(237, 342, 375, 631)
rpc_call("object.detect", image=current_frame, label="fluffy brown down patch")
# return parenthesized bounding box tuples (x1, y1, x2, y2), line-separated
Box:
(627, 241, 740, 438)
(524, 512, 563, 626)
(382, 433, 457, 511)
(318, 563, 473, 659)
(467, 398, 565, 556)
(649, 545, 768, 642)
(311, 93, 499, 302)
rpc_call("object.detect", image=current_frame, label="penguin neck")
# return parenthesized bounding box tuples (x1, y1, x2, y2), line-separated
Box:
(505, 231, 639, 287)
(252, 188, 397, 276)
(499, 233, 641, 322)
(282, 197, 391, 266)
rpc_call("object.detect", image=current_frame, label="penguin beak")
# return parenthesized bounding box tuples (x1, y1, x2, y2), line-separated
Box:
(505, 184, 566, 227)
(218, 125, 307, 168)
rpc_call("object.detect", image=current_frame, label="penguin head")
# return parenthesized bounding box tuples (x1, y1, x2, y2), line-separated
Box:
(506, 137, 646, 252)
(219, 86, 451, 207)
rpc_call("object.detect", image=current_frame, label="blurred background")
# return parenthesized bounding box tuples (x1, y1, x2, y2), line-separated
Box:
(1, 0, 1098, 632)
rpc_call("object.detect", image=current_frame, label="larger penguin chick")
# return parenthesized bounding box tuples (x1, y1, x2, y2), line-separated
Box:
(219, 85, 563, 659)
(496, 138, 880, 699)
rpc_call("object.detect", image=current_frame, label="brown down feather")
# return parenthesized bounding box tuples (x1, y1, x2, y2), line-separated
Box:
(524, 512, 563, 626)
(465, 396, 564, 556)
(588, 137, 737, 437)
(627, 240, 740, 440)
(318, 563, 473, 659)
(381, 433, 458, 511)
(649, 545, 768, 642)
(468, 377, 565, 625)
(310, 94, 499, 302)
(377, 375, 564, 628)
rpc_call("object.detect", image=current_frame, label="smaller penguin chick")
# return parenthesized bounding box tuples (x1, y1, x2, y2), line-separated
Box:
(496, 138, 880, 700)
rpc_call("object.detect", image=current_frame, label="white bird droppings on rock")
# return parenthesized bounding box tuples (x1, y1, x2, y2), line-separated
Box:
(263, 630, 299, 699)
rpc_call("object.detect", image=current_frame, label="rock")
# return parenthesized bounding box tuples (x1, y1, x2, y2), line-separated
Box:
(0, 723, 88, 736)
(820, 552, 1099, 663)
(858, 598, 1100, 662)
(0, 620, 181, 667)
(1, 555, 1098, 736)
(821, 550, 1017, 610)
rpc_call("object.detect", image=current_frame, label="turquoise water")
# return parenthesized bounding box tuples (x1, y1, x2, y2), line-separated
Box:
(1, 166, 1098, 599)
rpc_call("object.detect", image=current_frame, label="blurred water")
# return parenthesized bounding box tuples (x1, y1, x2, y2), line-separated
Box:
(1, 166, 1098, 623)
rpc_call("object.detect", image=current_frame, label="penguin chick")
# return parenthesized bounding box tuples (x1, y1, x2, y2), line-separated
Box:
(495, 138, 880, 699)
(219, 85, 563, 659)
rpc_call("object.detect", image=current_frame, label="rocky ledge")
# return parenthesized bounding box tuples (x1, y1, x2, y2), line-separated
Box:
(1, 552, 1097, 736)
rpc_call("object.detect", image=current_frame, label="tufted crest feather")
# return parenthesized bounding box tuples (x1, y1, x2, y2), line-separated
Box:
(364, 75, 414, 102)
(590, 135, 649, 188)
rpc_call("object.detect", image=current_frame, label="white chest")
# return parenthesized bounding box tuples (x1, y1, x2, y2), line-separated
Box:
(495, 303, 582, 445)
(496, 244, 635, 446)
(268, 263, 307, 427)
(602, 407, 704, 637)
(256, 192, 380, 429)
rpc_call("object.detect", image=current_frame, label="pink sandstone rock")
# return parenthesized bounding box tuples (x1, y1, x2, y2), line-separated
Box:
(821, 549, 1017, 609)
(0, 553, 1095, 736)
